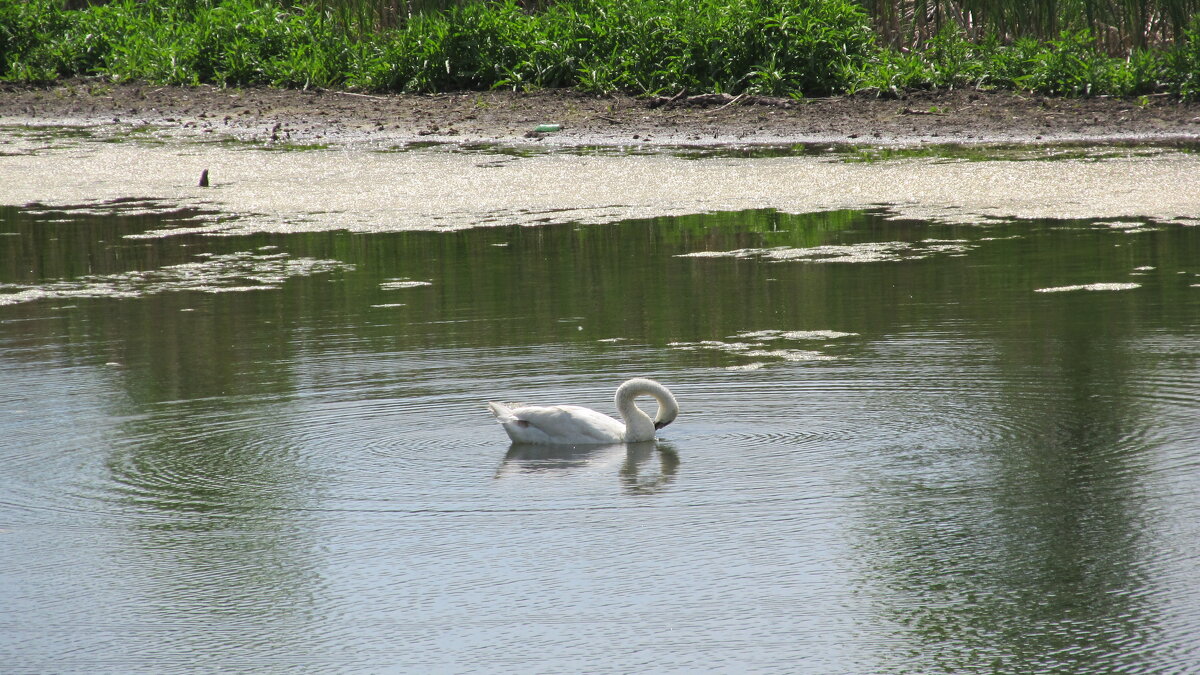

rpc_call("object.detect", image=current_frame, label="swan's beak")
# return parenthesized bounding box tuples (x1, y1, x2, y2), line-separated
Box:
(654, 420, 671, 430)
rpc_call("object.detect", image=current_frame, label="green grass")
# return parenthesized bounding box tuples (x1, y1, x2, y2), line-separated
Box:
(2, 0, 1200, 99)
(856, 24, 1196, 96)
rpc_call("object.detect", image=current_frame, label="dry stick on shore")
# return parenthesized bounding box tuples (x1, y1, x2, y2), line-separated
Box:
(648, 92, 797, 109)
(332, 91, 388, 100)
(708, 93, 746, 113)
(648, 88, 689, 109)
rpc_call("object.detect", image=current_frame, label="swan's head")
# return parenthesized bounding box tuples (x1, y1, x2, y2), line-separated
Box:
(649, 386, 679, 430)
(653, 402, 678, 430)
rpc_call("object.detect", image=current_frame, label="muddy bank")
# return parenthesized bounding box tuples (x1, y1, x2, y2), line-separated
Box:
(2, 78, 1200, 147)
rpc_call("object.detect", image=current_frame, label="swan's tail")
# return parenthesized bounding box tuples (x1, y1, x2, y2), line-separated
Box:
(487, 401, 516, 423)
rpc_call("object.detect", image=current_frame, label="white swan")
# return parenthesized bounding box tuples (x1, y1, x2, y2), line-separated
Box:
(488, 378, 679, 445)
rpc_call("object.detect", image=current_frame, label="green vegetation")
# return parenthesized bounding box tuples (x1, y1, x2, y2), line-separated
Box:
(2, 0, 1199, 98)
(857, 26, 1200, 96)
(858, 0, 1200, 52)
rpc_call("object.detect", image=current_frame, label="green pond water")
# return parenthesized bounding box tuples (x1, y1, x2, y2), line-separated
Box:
(1, 201, 1199, 674)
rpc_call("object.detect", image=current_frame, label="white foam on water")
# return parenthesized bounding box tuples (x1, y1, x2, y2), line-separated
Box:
(0, 250, 352, 306)
(743, 349, 835, 361)
(669, 340, 761, 352)
(669, 338, 837, 367)
(678, 239, 975, 264)
(734, 329, 857, 340)
(1034, 282, 1142, 293)
(380, 279, 432, 290)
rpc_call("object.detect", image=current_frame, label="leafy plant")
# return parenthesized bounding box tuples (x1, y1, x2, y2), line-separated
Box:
(2, 0, 1199, 100)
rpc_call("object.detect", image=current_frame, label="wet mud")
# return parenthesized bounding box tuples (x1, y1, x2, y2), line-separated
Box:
(2, 78, 1199, 147)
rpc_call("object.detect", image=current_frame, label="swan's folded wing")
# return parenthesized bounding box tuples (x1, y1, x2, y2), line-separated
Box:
(505, 404, 625, 444)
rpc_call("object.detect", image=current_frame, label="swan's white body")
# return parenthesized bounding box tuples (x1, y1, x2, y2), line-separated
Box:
(488, 378, 679, 445)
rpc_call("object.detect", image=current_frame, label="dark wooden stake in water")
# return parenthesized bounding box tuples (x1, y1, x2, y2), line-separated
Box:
(198, 169, 209, 187)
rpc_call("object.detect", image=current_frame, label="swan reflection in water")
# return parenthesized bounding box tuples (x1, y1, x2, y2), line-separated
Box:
(495, 440, 679, 495)
(620, 441, 680, 495)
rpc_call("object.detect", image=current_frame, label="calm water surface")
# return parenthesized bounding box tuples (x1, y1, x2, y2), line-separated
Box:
(2, 203, 1199, 674)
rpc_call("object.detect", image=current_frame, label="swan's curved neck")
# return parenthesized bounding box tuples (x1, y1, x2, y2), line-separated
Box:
(614, 378, 679, 443)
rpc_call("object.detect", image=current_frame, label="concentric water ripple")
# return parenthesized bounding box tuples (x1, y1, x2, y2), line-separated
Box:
(5, 205, 1200, 674)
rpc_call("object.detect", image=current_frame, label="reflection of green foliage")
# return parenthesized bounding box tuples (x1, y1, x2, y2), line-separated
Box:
(0, 203, 867, 368)
(4, 204, 1198, 393)
(852, 301, 1161, 673)
(835, 216, 1189, 674)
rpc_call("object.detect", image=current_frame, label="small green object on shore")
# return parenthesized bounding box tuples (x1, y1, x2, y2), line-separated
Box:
(534, 124, 561, 133)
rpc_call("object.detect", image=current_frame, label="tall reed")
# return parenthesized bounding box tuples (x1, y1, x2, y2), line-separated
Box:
(847, 0, 1199, 52)
(310, 0, 408, 33)
(304, 0, 1200, 52)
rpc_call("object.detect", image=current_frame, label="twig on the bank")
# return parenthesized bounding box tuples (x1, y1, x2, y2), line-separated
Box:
(708, 93, 746, 113)
(647, 92, 796, 110)
(648, 88, 689, 109)
(335, 91, 387, 100)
